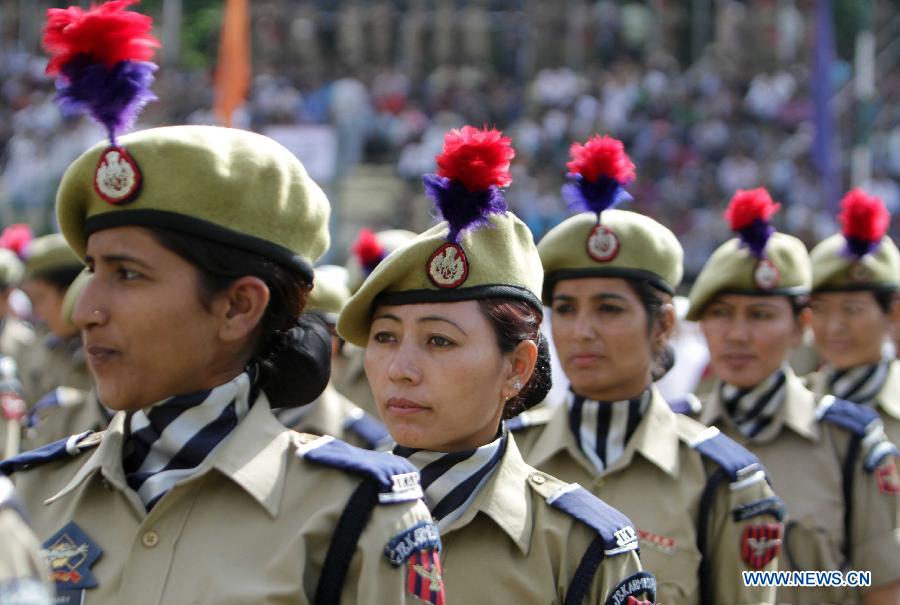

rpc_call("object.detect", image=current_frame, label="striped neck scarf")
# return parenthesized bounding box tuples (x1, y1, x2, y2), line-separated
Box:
(721, 369, 787, 439)
(826, 361, 890, 406)
(122, 371, 257, 511)
(394, 427, 508, 532)
(567, 388, 652, 474)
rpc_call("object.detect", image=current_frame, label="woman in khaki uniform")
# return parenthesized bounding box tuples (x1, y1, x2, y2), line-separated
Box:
(0, 249, 35, 458)
(804, 190, 900, 446)
(0, 248, 35, 361)
(688, 188, 900, 604)
(2, 6, 439, 602)
(0, 474, 52, 604)
(338, 126, 656, 605)
(17, 234, 92, 406)
(277, 267, 390, 450)
(509, 137, 780, 605)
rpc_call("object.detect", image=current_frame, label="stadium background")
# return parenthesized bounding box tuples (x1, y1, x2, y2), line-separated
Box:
(1, 0, 899, 287)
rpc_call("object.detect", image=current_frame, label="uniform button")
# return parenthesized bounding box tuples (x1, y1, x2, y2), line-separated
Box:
(141, 530, 160, 548)
(530, 472, 546, 485)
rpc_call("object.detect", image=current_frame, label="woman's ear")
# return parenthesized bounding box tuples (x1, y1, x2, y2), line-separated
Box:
(216, 276, 270, 343)
(504, 339, 538, 399)
(654, 301, 677, 348)
(792, 306, 812, 347)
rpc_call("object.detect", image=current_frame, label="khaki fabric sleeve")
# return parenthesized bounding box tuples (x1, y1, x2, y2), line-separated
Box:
(594, 550, 654, 604)
(849, 449, 900, 591)
(707, 471, 780, 605)
(346, 499, 445, 605)
(0, 508, 53, 603)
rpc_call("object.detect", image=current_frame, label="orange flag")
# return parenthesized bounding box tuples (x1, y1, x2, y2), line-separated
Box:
(214, 0, 250, 127)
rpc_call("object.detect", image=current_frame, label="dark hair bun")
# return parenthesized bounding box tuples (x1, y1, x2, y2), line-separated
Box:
(651, 344, 676, 382)
(260, 313, 332, 408)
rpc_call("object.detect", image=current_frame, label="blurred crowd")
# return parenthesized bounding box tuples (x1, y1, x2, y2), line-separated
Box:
(3, 0, 900, 282)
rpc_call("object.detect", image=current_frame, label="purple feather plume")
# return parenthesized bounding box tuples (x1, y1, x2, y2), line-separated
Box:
(843, 237, 881, 258)
(736, 219, 775, 259)
(562, 173, 632, 217)
(423, 174, 508, 244)
(56, 55, 157, 145)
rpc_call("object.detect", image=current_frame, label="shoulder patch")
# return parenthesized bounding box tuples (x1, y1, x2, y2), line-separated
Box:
(384, 520, 442, 567)
(604, 571, 657, 605)
(506, 405, 554, 432)
(688, 426, 764, 484)
(667, 393, 702, 416)
(816, 396, 880, 437)
(297, 436, 423, 504)
(0, 431, 103, 476)
(344, 411, 391, 450)
(732, 496, 786, 522)
(546, 483, 639, 557)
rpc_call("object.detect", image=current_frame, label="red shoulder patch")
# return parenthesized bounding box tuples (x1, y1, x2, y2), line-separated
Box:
(741, 523, 782, 569)
(407, 548, 445, 605)
(876, 459, 900, 495)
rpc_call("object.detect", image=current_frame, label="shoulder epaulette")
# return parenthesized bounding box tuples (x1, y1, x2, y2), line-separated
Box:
(816, 396, 880, 436)
(0, 474, 29, 523)
(0, 430, 102, 476)
(668, 393, 702, 416)
(344, 411, 391, 450)
(688, 426, 764, 485)
(296, 435, 423, 504)
(506, 405, 554, 432)
(546, 483, 639, 557)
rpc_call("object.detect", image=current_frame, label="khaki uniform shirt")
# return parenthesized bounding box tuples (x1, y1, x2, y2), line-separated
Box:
(0, 475, 52, 604)
(512, 387, 779, 605)
(16, 333, 92, 407)
(332, 343, 378, 418)
(23, 388, 111, 450)
(807, 360, 900, 447)
(277, 384, 389, 450)
(702, 369, 900, 604)
(11, 393, 437, 605)
(437, 434, 650, 604)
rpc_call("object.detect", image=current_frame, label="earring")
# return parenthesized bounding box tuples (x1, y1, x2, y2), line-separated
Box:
(513, 380, 522, 391)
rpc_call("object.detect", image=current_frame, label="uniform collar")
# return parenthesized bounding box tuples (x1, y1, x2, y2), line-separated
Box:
(702, 368, 819, 442)
(443, 433, 534, 555)
(873, 360, 900, 420)
(45, 392, 292, 518)
(528, 385, 681, 478)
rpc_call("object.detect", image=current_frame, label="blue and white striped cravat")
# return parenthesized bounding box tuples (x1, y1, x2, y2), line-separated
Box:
(827, 361, 890, 406)
(394, 428, 507, 531)
(721, 369, 787, 439)
(567, 388, 651, 473)
(122, 371, 256, 511)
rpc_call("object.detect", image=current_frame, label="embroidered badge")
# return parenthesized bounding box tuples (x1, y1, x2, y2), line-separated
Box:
(586, 224, 620, 262)
(741, 523, 782, 569)
(94, 146, 141, 205)
(407, 548, 445, 605)
(732, 497, 786, 522)
(41, 522, 102, 592)
(875, 459, 900, 495)
(637, 529, 676, 554)
(848, 261, 874, 284)
(385, 521, 442, 567)
(753, 258, 780, 290)
(427, 243, 468, 288)
(604, 571, 657, 605)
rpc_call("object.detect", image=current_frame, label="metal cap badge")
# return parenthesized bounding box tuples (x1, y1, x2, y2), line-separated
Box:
(422, 125, 515, 288)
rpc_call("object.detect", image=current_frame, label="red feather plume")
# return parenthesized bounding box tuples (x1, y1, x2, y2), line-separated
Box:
(0, 224, 32, 259)
(839, 189, 890, 243)
(724, 188, 781, 231)
(435, 126, 514, 192)
(351, 229, 385, 270)
(566, 135, 636, 184)
(44, 0, 159, 76)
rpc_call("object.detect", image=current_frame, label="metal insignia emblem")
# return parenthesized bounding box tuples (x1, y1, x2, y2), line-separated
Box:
(586, 224, 620, 262)
(848, 261, 874, 284)
(753, 258, 780, 290)
(94, 146, 141, 205)
(427, 243, 468, 289)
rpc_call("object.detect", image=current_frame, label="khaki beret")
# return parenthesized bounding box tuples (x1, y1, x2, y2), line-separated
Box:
(56, 125, 330, 281)
(24, 233, 83, 280)
(337, 213, 543, 346)
(810, 190, 900, 292)
(346, 228, 416, 294)
(687, 233, 811, 321)
(0, 249, 24, 287)
(538, 209, 683, 303)
(307, 267, 351, 321)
